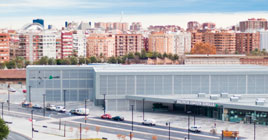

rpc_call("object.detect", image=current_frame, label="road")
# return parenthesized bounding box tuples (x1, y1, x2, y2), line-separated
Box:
(5, 131, 30, 140)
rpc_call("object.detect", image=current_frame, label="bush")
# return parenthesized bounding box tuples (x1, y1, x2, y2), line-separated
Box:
(0, 118, 9, 140)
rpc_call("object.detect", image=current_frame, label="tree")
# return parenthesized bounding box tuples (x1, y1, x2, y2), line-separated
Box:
(108, 56, 117, 64)
(173, 54, 179, 60)
(0, 63, 5, 69)
(141, 49, 147, 59)
(90, 56, 97, 63)
(128, 52, 135, 59)
(38, 56, 49, 65)
(25, 61, 31, 67)
(0, 118, 9, 140)
(69, 57, 78, 65)
(134, 52, 141, 58)
(48, 58, 56, 65)
(163, 52, 168, 58)
(191, 42, 216, 54)
(86, 58, 91, 64)
(56, 59, 62, 65)
(78, 57, 86, 65)
(61, 59, 71, 65)
(116, 57, 122, 64)
(5, 60, 16, 69)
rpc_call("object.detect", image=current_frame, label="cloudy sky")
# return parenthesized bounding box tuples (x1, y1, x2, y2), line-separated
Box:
(0, 0, 268, 29)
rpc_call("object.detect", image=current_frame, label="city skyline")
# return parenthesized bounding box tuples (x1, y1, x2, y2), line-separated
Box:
(1, 0, 268, 29)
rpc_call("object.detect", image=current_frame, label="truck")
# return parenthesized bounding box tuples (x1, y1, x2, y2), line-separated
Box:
(72, 108, 89, 115)
(222, 130, 239, 138)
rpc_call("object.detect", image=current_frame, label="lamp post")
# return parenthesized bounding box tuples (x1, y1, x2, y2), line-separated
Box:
(7, 84, 10, 111)
(63, 90, 66, 109)
(29, 86, 32, 103)
(31, 110, 34, 138)
(166, 122, 171, 140)
(43, 94, 46, 117)
(254, 120, 256, 140)
(194, 106, 196, 126)
(103, 94, 106, 114)
(142, 98, 145, 121)
(187, 111, 191, 140)
(131, 105, 134, 131)
(85, 99, 88, 123)
(1, 102, 4, 120)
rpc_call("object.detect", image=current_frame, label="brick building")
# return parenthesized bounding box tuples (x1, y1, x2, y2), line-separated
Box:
(0, 33, 10, 62)
(87, 34, 115, 57)
(236, 32, 260, 54)
(239, 18, 268, 32)
(115, 34, 142, 57)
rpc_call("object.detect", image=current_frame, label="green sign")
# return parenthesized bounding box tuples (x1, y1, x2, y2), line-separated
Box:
(49, 75, 53, 79)
(215, 104, 219, 108)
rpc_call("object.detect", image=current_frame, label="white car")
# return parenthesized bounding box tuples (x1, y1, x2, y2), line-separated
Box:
(142, 119, 156, 126)
(8, 88, 16, 92)
(55, 106, 66, 112)
(189, 125, 201, 133)
(46, 105, 56, 111)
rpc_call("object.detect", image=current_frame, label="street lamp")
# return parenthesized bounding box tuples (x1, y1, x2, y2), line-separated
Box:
(1, 102, 4, 120)
(103, 94, 106, 114)
(187, 111, 192, 140)
(63, 90, 66, 109)
(7, 84, 10, 111)
(142, 98, 145, 121)
(166, 122, 171, 140)
(194, 106, 196, 126)
(31, 110, 34, 138)
(131, 104, 134, 131)
(85, 99, 88, 123)
(43, 94, 46, 117)
(29, 85, 32, 103)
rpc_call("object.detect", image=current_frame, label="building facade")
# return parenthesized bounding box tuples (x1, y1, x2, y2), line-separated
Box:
(236, 32, 260, 54)
(115, 34, 142, 57)
(239, 18, 268, 32)
(0, 33, 10, 62)
(260, 31, 268, 51)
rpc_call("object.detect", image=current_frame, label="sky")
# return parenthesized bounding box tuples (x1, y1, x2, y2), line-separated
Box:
(1, 0, 268, 29)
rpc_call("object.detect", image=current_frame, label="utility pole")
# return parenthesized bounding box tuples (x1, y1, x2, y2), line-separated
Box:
(7, 84, 10, 111)
(254, 121, 256, 140)
(43, 94, 46, 117)
(64, 121, 66, 137)
(63, 90, 66, 109)
(103, 94, 106, 114)
(187, 111, 191, 140)
(85, 99, 87, 123)
(131, 105, 134, 131)
(31, 110, 34, 138)
(80, 123, 82, 140)
(142, 98, 145, 121)
(1, 102, 4, 120)
(166, 122, 170, 140)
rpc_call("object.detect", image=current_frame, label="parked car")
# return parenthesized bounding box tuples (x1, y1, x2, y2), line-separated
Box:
(32, 104, 42, 109)
(8, 88, 16, 92)
(101, 114, 112, 119)
(46, 104, 56, 111)
(72, 108, 89, 115)
(189, 125, 201, 133)
(142, 119, 156, 126)
(21, 101, 31, 108)
(112, 116, 124, 121)
(55, 106, 66, 113)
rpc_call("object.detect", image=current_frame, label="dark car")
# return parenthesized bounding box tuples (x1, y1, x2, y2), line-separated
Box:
(112, 116, 124, 121)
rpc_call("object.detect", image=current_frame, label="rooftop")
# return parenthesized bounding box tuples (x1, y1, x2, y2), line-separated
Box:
(0, 69, 26, 79)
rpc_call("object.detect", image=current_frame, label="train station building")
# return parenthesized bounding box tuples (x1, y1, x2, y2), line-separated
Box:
(27, 64, 268, 125)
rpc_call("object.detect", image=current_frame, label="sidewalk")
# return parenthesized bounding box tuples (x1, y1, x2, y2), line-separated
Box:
(4, 115, 142, 140)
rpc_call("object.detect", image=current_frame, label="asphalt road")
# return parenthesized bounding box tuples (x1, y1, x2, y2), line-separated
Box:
(5, 131, 30, 140)
(59, 118, 227, 140)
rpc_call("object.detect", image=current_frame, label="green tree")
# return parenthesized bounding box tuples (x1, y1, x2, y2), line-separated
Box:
(167, 53, 173, 60)
(128, 52, 135, 59)
(61, 59, 71, 65)
(90, 56, 97, 63)
(86, 58, 91, 64)
(108, 56, 117, 64)
(38, 56, 49, 65)
(0, 118, 9, 140)
(15, 57, 24, 68)
(173, 54, 179, 60)
(0, 63, 5, 69)
(146, 52, 153, 58)
(151, 52, 158, 59)
(25, 60, 31, 67)
(5, 60, 16, 69)
(134, 52, 141, 58)
(56, 59, 62, 65)
(141, 49, 147, 59)
(163, 52, 168, 58)
(78, 57, 86, 65)
(116, 57, 122, 63)
(69, 57, 78, 65)
(48, 58, 56, 65)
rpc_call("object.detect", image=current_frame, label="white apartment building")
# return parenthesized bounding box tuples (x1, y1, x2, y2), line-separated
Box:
(41, 30, 58, 58)
(260, 31, 268, 51)
(173, 32, 191, 56)
(73, 30, 86, 57)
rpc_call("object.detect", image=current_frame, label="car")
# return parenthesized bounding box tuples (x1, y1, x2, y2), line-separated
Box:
(55, 106, 66, 113)
(46, 104, 56, 111)
(8, 88, 16, 92)
(32, 104, 42, 109)
(101, 114, 112, 119)
(142, 119, 156, 126)
(21, 101, 31, 107)
(112, 116, 124, 121)
(189, 125, 201, 133)
(72, 108, 89, 115)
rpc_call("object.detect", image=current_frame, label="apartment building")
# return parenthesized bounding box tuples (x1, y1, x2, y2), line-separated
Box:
(148, 32, 174, 54)
(187, 21, 201, 31)
(239, 18, 268, 32)
(8, 30, 19, 60)
(115, 34, 142, 57)
(0, 33, 10, 62)
(87, 34, 115, 57)
(236, 32, 260, 54)
(61, 31, 73, 58)
(73, 30, 86, 57)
